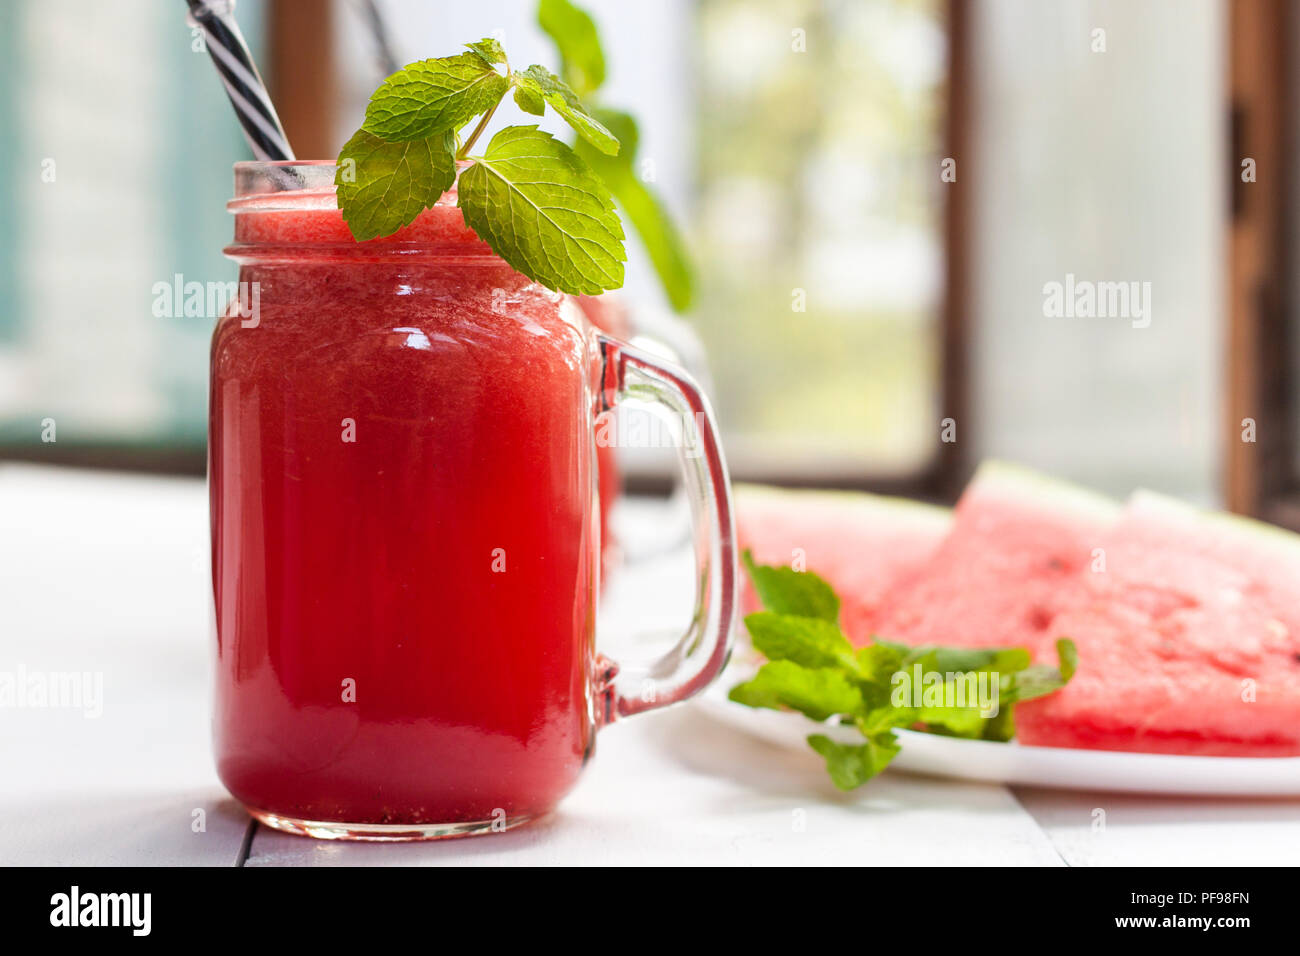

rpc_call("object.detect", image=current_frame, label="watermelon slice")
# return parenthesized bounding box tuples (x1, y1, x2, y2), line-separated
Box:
(1016, 492, 1300, 755)
(868, 462, 1120, 655)
(737, 464, 1300, 756)
(735, 484, 950, 642)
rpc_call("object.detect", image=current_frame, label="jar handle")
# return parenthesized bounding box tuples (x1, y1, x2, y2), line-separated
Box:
(592, 333, 738, 723)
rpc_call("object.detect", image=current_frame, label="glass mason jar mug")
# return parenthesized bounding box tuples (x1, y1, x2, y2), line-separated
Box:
(210, 162, 737, 840)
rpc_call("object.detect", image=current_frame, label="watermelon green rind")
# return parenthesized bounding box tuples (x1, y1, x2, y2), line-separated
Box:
(1131, 489, 1300, 560)
(733, 483, 950, 525)
(969, 460, 1121, 523)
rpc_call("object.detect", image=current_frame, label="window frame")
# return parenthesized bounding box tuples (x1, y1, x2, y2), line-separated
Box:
(1226, 0, 1300, 529)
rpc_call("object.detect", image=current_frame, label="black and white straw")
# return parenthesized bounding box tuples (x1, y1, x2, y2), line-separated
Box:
(186, 0, 295, 162)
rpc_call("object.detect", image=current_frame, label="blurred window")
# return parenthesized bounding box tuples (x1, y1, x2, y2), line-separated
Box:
(969, 0, 1223, 504)
(692, 0, 949, 481)
(0, 0, 264, 470)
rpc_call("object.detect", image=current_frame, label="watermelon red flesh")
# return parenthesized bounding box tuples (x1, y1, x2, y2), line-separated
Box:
(1016, 492, 1300, 756)
(735, 484, 950, 643)
(868, 462, 1120, 655)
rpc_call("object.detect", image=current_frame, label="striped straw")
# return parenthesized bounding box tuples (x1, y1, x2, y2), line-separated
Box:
(186, 0, 295, 162)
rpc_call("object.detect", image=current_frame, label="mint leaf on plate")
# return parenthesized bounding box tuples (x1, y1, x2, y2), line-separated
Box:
(745, 612, 858, 672)
(512, 65, 619, 155)
(1004, 638, 1078, 703)
(808, 733, 901, 791)
(362, 52, 509, 142)
(336, 129, 457, 241)
(742, 550, 840, 622)
(457, 125, 625, 295)
(729, 661, 863, 723)
(537, 0, 606, 97)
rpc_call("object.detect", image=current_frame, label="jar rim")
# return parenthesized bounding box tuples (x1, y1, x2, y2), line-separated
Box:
(226, 161, 508, 260)
(228, 160, 474, 211)
(231, 160, 338, 208)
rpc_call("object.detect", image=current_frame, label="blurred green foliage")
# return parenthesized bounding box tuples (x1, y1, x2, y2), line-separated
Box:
(693, 0, 945, 471)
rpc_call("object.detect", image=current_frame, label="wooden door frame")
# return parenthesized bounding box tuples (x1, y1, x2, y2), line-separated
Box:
(1227, 0, 1300, 527)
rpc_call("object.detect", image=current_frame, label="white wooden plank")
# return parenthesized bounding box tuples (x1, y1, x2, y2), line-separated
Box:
(0, 792, 249, 867)
(248, 707, 1064, 866)
(0, 465, 246, 865)
(1013, 786, 1300, 866)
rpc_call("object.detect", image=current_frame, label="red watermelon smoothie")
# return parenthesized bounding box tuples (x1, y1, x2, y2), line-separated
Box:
(211, 167, 601, 835)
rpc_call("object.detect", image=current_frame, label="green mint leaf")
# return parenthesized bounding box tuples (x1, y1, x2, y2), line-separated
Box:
(537, 0, 606, 97)
(574, 108, 695, 311)
(1009, 667, 1068, 702)
(589, 106, 638, 158)
(855, 642, 907, 683)
(927, 646, 1017, 672)
(917, 691, 990, 737)
(513, 83, 546, 116)
(604, 171, 695, 310)
(886, 646, 1024, 739)
(457, 125, 625, 295)
(854, 646, 908, 713)
(1057, 637, 1078, 681)
(465, 38, 507, 66)
(928, 646, 1031, 675)
(807, 733, 901, 790)
(874, 640, 1029, 675)
(512, 65, 619, 155)
(1005, 638, 1078, 703)
(742, 551, 840, 623)
(978, 708, 1017, 742)
(336, 129, 457, 241)
(856, 705, 913, 736)
(728, 661, 863, 722)
(362, 52, 509, 142)
(743, 612, 858, 672)
(882, 652, 988, 738)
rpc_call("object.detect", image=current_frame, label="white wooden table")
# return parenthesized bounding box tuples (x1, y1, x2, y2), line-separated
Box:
(2, 464, 1297, 866)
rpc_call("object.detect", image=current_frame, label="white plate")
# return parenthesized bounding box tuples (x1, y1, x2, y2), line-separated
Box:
(695, 667, 1300, 796)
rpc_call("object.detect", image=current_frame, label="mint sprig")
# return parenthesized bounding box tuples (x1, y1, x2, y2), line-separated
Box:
(730, 552, 1078, 790)
(335, 37, 625, 296)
